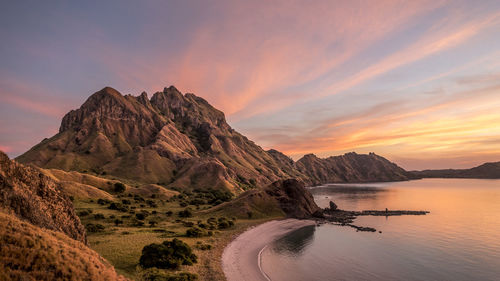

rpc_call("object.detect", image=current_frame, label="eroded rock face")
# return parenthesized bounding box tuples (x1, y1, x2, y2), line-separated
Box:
(17, 86, 417, 193)
(264, 179, 323, 219)
(0, 151, 86, 243)
(17, 86, 304, 192)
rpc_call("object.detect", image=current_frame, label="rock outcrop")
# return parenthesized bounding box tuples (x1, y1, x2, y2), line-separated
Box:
(264, 179, 323, 218)
(0, 151, 86, 243)
(208, 179, 322, 219)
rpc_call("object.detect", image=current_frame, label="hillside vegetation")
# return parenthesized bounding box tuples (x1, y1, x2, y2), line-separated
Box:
(0, 211, 126, 281)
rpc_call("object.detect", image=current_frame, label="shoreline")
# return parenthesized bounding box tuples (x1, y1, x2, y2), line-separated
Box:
(222, 219, 316, 281)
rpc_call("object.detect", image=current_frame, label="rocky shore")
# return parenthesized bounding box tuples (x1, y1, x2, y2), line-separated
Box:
(321, 201, 430, 232)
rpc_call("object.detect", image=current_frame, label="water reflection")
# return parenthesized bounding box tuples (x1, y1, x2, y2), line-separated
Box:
(310, 184, 390, 209)
(263, 179, 500, 281)
(271, 225, 315, 256)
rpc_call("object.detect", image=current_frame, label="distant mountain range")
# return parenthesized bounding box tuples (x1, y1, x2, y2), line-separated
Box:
(412, 162, 500, 179)
(16, 86, 416, 192)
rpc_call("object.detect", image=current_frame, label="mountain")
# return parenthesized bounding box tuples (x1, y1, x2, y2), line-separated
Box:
(0, 151, 86, 243)
(294, 152, 418, 185)
(17, 86, 415, 192)
(413, 161, 500, 179)
(17, 86, 302, 193)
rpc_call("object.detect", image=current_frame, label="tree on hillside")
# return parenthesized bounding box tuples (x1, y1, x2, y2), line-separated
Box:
(139, 238, 197, 269)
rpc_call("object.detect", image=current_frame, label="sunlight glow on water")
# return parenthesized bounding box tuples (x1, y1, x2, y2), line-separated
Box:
(261, 179, 500, 281)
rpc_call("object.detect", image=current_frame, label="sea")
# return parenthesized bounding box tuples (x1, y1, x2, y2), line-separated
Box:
(261, 178, 500, 281)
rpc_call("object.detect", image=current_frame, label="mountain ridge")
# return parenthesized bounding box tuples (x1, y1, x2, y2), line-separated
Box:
(17, 86, 416, 192)
(412, 161, 500, 179)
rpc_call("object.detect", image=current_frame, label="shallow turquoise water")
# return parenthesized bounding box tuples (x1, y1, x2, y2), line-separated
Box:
(261, 179, 500, 281)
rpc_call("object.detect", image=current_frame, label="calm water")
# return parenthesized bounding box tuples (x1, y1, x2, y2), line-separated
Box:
(261, 179, 500, 281)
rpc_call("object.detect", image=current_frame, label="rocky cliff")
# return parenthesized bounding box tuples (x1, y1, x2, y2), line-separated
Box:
(0, 151, 86, 243)
(295, 152, 417, 185)
(208, 179, 322, 219)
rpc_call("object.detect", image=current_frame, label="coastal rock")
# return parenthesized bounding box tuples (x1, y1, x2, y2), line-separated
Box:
(264, 179, 323, 219)
(207, 179, 322, 219)
(329, 201, 338, 211)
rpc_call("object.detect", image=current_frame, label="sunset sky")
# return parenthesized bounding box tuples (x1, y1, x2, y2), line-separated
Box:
(1, 0, 500, 170)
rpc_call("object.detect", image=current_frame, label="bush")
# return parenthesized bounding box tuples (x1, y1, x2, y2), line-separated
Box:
(93, 213, 105, 220)
(109, 202, 129, 212)
(86, 223, 105, 233)
(189, 198, 205, 206)
(121, 199, 131, 205)
(195, 243, 212, 251)
(136, 213, 147, 220)
(140, 268, 198, 281)
(217, 217, 234, 229)
(132, 219, 145, 227)
(97, 198, 110, 205)
(139, 238, 197, 269)
(114, 219, 123, 226)
(114, 182, 126, 193)
(178, 208, 193, 218)
(166, 211, 173, 216)
(134, 195, 145, 202)
(77, 210, 91, 217)
(185, 227, 204, 237)
(146, 200, 158, 208)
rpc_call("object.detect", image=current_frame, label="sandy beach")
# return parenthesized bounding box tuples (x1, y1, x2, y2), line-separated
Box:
(222, 219, 316, 281)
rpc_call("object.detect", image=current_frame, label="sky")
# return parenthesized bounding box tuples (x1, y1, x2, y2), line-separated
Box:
(1, 0, 500, 170)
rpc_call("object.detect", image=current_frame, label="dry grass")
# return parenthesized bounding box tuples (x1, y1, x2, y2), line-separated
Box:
(0, 211, 127, 281)
(74, 193, 283, 280)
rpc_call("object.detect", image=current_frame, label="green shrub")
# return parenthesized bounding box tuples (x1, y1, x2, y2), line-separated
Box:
(178, 208, 193, 218)
(93, 213, 105, 220)
(185, 227, 204, 237)
(77, 210, 91, 217)
(114, 182, 126, 193)
(139, 238, 197, 269)
(195, 243, 212, 251)
(114, 219, 123, 226)
(146, 200, 158, 208)
(217, 217, 234, 229)
(109, 202, 129, 212)
(136, 213, 146, 220)
(97, 198, 110, 205)
(86, 223, 105, 233)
